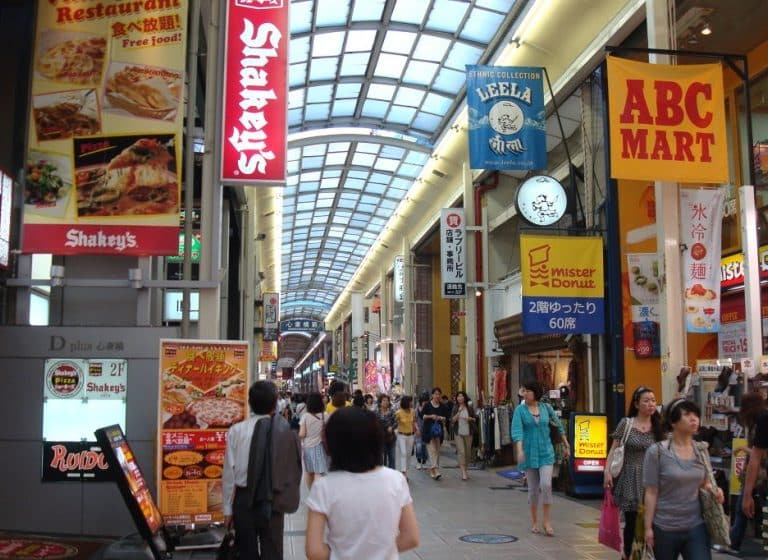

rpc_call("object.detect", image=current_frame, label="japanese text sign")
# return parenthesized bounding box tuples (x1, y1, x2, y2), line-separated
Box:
(263, 292, 279, 341)
(680, 188, 724, 333)
(521, 235, 604, 334)
(440, 208, 466, 298)
(607, 57, 728, 183)
(221, 0, 288, 185)
(466, 65, 546, 171)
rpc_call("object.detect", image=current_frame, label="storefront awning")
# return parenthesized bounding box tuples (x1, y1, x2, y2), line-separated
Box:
(494, 315, 568, 354)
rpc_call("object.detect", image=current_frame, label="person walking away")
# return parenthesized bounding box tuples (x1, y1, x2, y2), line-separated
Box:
(326, 380, 348, 414)
(511, 380, 569, 536)
(741, 392, 768, 544)
(223, 381, 302, 560)
(643, 398, 724, 560)
(395, 395, 418, 480)
(603, 386, 665, 560)
(378, 394, 397, 469)
(305, 407, 420, 560)
(299, 392, 328, 491)
(414, 393, 429, 470)
(421, 387, 450, 480)
(451, 391, 477, 481)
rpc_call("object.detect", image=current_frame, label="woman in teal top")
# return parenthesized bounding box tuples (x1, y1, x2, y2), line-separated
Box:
(511, 380, 569, 536)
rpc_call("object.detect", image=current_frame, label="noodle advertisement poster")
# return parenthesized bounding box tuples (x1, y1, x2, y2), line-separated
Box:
(158, 339, 249, 525)
(23, 0, 188, 255)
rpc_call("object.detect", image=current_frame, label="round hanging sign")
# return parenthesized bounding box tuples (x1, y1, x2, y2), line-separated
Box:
(45, 359, 85, 398)
(515, 175, 568, 226)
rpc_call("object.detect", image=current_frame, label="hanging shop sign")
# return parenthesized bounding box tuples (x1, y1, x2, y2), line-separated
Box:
(0, 169, 11, 268)
(259, 341, 277, 362)
(515, 175, 568, 226)
(393, 255, 405, 303)
(680, 188, 724, 333)
(22, 0, 188, 256)
(607, 57, 728, 183)
(466, 65, 546, 171)
(521, 235, 604, 334)
(626, 253, 661, 358)
(158, 339, 249, 525)
(263, 292, 279, 341)
(42, 441, 111, 482)
(720, 244, 768, 289)
(221, 0, 288, 185)
(279, 319, 323, 334)
(440, 208, 466, 298)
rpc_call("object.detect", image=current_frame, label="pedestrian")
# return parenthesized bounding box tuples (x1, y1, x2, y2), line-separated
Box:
(305, 407, 420, 560)
(364, 393, 377, 411)
(511, 380, 569, 536)
(451, 390, 477, 481)
(643, 398, 724, 560)
(395, 395, 418, 481)
(414, 392, 429, 470)
(421, 387, 450, 480)
(326, 380, 348, 414)
(295, 393, 307, 418)
(222, 381, 302, 560)
(730, 392, 768, 552)
(352, 394, 365, 408)
(741, 391, 768, 531)
(442, 394, 454, 440)
(299, 392, 328, 491)
(378, 394, 397, 469)
(603, 386, 664, 560)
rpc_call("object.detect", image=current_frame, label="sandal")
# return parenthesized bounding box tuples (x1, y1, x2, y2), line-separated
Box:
(530, 526, 540, 534)
(543, 526, 554, 537)
(434, 473, 442, 480)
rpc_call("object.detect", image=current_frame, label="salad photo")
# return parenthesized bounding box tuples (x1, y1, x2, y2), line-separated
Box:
(24, 152, 72, 218)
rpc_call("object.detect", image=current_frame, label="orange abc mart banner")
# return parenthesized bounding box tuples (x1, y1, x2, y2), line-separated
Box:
(607, 57, 728, 183)
(23, 0, 188, 255)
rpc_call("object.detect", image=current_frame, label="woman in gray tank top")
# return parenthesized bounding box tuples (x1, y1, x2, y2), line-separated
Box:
(642, 398, 724, 560)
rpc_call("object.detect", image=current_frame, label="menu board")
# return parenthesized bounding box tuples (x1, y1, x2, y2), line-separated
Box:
(158, 339, 249, 525)
(23, 0, 188, 256)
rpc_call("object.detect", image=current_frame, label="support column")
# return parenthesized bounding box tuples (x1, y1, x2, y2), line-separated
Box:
(463, 163, 478, 401)
(740, 186, 762, 390)
(402, 236, 414, 395)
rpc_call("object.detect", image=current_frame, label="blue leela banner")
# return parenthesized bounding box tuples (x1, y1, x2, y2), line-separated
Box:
(466, 65, 546, 171)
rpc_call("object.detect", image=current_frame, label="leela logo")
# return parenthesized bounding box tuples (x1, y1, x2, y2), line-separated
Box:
(235, 0, 284, 8)
(527, 244, 551, 287)
(445, 213, 462, 228)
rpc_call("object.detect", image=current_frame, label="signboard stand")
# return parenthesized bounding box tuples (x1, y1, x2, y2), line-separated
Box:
(566, 411, 607, 498)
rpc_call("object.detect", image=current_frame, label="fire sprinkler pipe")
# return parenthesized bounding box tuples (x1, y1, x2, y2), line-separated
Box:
(474, 173, 499, 405)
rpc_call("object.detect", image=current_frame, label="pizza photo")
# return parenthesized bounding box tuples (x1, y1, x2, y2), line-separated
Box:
(36, 30, 106, 86)
(187, 397, 245, 428)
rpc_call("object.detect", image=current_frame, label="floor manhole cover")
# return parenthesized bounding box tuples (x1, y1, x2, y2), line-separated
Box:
(459, 534, 518, 544)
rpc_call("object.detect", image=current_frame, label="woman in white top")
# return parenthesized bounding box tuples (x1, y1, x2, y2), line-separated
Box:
(299, 392, 328, 490)
(306, 406, 420, 560)
(450, 391, 476, 481)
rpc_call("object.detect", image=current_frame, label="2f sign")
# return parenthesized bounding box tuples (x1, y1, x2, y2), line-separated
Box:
(608, 57, 728, 184)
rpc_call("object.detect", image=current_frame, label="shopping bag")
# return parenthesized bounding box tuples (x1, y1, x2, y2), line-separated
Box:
(598, 493, 622, 551)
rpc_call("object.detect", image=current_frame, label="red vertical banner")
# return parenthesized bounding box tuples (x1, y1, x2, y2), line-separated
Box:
(220, 0, 288, 185)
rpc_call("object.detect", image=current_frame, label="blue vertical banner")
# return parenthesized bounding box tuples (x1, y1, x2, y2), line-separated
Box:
(466, 65, 546, 171)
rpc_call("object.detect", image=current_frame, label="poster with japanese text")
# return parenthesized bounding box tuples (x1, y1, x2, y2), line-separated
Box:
(158, 339, 249, 525)
(680, 188, 724, 333)
(440, 208, 466, 298)
(23, 0, 188, 256)
(626, 253, 661, 358)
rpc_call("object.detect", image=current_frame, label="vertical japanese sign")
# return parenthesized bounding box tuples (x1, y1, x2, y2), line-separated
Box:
(393, 255, 404, 303)
(221, 0, 288, 185)
(607, 57, 728, 183)
(466, 65, 546, 171)
(440, 209, 466, 298)
(23, 0, 188, 255)
(158, 339, 249, 525)
(626, 253, 661, 358)
(263, 292, 279, 341)
(680, 188, 724, 333)
(521, 235, 604, 334)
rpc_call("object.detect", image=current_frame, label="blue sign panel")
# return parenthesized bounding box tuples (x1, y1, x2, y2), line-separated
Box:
(522, 296, 605, 334)
(466, 65, 546, 171)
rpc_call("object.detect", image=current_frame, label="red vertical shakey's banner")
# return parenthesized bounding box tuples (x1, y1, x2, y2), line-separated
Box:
(221, 0, 288, 185)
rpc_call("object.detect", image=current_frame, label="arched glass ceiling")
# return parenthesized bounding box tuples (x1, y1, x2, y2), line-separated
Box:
(281, 0, 521, 325)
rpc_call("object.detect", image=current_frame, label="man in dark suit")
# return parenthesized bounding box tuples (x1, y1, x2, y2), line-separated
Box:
(223, 381, 302, 559)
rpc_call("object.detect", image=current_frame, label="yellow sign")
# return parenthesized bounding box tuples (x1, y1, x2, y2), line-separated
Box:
(521, 235, 604, 298)
(730, 438, 749, 495)
(607, 57, 728, 183)
(573, 414, 608, 459)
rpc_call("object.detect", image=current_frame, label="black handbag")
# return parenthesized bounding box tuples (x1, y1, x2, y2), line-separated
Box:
(216, 530, 238, 560)
(546, 405, 561, 446)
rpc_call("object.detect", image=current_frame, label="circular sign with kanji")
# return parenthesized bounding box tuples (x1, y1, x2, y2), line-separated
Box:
(44, 359, 86, 399)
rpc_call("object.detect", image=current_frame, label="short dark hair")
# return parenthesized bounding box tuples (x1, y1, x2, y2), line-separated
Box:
(352, 394, 365, 407)
(663, 398, 700, 431)
(378, 394, 391, 406)
(522, 380, 544, 401)
(329, 380, 346, 397)
(248, 381, 277, 414)
(364, 393, 374, 403)
(431, 387, 442, 397)
(305, 392, 324, 414)
(400, 395, 413, 410)
(325, 407, 382, 473)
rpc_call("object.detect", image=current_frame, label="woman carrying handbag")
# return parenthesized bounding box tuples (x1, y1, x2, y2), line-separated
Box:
(642, 398, 725, 560)
(604, 387, 664, 560)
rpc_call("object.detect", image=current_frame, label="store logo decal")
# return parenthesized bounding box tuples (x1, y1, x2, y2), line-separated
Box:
(527, 244, 551, 287)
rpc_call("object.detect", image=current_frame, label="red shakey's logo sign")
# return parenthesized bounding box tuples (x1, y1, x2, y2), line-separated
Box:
(221, 0, 287, 185)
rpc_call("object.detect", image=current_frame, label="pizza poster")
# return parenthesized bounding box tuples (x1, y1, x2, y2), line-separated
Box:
(158, 339, 249, 525)
(22, 0, 188, 256)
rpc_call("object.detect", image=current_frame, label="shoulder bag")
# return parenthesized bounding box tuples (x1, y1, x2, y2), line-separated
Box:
(607, 417, 633, 478)
(694, 443, 731, 548)
(546, 404, 562, 447)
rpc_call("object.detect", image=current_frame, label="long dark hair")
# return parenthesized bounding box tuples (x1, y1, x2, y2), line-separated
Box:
(627, 386, 664, 442)
(739, 392, 768, 437)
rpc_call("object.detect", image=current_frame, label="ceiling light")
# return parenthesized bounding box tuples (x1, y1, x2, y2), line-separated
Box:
(700, 22, 712, 36)
(475, 289, 482, 297)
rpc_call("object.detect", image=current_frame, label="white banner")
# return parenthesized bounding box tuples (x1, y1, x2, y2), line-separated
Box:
(393, 256, 404, 303)
(440, 208, 466, 298)
(263, 292, 279, 341)
(680, 188, 724, 333)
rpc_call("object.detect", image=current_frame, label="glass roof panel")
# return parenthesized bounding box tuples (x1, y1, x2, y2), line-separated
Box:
(313, 31, 345, 57)
(413, 35, 451, 62)
(391, 0, 429, 25)
(309, 58, 339, 81)
(375, 53, 408, 79)
(382, 30, 417, 55)
(402, 60, 438, 85)
(425, 1, 470, 32)
(316, 0, 350, 27)
(340, 52, 370, 76)
(460, 7, 506, 43)
(351, 0, 384, 21)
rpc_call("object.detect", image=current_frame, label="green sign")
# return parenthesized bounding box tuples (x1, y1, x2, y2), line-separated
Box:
(168, 233, 201, 263)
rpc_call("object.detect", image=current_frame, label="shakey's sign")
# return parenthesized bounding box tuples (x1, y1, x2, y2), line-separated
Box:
(607, 57, 728, 184)
(221, 0, 288, 185)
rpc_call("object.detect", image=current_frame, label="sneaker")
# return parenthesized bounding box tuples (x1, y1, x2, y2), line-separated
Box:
(416, 464, 422, 470)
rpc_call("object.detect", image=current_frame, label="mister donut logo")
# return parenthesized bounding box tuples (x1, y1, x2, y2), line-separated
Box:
(527, 244, 551, 287)
(45, 360, 85, 399)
